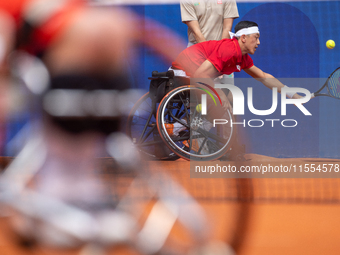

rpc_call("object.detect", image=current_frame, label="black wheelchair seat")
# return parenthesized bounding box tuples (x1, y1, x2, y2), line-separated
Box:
(148, 70, 190, 103)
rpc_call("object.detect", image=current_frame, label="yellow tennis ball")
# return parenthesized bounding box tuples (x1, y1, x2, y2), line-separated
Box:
(326, 40, 335, 49)
(196, 104, 202, 112)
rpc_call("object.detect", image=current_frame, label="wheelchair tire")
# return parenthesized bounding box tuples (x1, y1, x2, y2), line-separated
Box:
(127, 92, 179, 160)
(156, 86, 233, 161)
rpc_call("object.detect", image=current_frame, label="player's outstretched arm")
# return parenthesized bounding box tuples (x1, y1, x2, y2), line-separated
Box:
(244, 65, 302, 99)
(244, 65, 284, 91)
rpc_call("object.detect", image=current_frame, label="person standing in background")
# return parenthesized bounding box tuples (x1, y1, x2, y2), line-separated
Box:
(180, 0, 239, 85)
(180, 0, 239, 47)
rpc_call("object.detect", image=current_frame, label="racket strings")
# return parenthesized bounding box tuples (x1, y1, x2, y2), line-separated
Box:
(328, 69, 340, 98)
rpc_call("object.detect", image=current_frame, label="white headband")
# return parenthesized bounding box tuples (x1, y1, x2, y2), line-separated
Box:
(229, 26, 260, 39)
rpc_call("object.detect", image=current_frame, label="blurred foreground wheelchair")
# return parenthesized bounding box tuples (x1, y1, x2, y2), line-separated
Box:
(0, 53, 238, 255)
(127, 70, 235, 161)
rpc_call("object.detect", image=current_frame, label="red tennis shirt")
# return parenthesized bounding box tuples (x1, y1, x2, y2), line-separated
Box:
(171, 38, 254, 77)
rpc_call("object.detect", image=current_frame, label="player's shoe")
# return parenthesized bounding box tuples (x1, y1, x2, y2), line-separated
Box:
(165, 120, 187, 136)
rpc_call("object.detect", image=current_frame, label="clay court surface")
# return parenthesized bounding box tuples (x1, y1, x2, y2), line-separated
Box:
(1, 154, 340, 255)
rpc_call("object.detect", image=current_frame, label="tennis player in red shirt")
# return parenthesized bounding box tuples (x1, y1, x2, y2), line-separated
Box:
(171, 20, 302, 111)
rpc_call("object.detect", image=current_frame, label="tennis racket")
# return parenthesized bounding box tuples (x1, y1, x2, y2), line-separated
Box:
(312, 67, 340, 99)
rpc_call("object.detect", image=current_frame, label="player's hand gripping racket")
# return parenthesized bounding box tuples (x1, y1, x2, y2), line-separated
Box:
(312, 67, 340, 99)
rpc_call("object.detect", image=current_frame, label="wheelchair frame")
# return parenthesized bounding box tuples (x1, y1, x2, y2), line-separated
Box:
(127, 70, 234, 161)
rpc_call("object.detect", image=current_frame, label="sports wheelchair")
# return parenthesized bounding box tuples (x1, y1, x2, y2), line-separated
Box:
(127, 70, 234, 161)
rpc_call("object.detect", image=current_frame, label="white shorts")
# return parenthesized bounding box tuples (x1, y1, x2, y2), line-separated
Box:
(168, 67, 188, 77)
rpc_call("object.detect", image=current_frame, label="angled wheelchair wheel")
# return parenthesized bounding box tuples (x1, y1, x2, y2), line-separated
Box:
(127, 92, 178, 160)
(156, 86, 233, 161)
